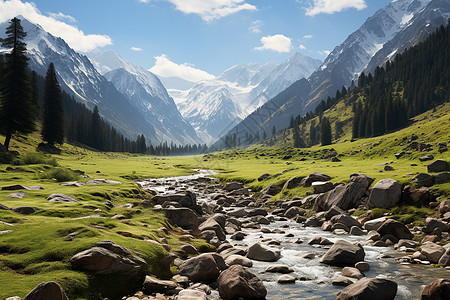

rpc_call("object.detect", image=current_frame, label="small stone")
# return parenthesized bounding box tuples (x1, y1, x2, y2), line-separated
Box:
(277, 274, 296, 284)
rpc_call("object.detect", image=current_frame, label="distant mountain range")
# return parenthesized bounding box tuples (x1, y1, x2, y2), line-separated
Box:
(216, 0, 450, 147)
(162, 52, 321, 143)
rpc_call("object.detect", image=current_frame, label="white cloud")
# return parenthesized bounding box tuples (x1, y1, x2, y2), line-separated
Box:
(0, 0, 112, 52)
(48, 12, 76, 23)
(249, 20, 262, 33)
(299, 44, 306, 50)
(130, 47, 143, 51)
(149, 54, 215, 82)
(159, 0, 256, 22)
(305, 0, 366, 16)
(254, 34, 292, 53)
(303, 34, 313, 39)
(317, 50, 331, 56)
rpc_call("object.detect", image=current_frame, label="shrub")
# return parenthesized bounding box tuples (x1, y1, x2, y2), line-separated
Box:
(39, 167, 79, 182)
(19, 152, 58, 166)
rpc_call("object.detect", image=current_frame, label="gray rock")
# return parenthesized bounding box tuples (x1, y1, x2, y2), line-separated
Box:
(179, 253, 226, 282)
(308, 236, 333, 246)
(302, 172, 332, 187)
(336, 278, 397, 300)
(350, 226, 365, 236)
(320, 240, 365, 267)
(47, 193, 78, 203)
(283, 176, 303, 189)
(264, 264, 294, 273)
(438, 248, 450, 267)
(224, 182, 244, 192)
(423, 218, 449, 234)
(419, 154, 434, 162)
(284, 206, 303, 219)
(160, 207, 198, 230)
(304, 216, 323, 227)
(330, 214, 362, 228)
(225, 254, 253, 267)
(421, 242, 445, 264)
(368, 179, 401, 209)
(332, 276, 354, 287)
(277, 274, 296, 284)
(341, 267, 364, 279)
(12, 206, 36, 215)
(355, 261, 370, 272)
(434, 172, 450, 184)
(377, 219, 413, 240)
(247, 243, 281, 262)
(314, 175, 369, 211)
(6, 191, 26, 199)
(427, 160, 450, 173)
(218, 265, 267, 300)
(199, 217, 226, 241)
(413, 173, 435, 187)
(420, 278, 450, 300)
(324, 205, 347, 220)
(261, 183, 281, 196)
(61, 181, 85, 187)
(178, 289, 207, 300)
(86, 179, 122, 185)
(23, 281, 68, 300)
(312, 181, 334, 194)
(363, 217, 387, 231)
(142, 275, 178, 294)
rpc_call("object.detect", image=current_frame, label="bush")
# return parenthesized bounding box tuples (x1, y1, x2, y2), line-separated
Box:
(39, 168, 79, 182)
(19, 152, 58, 166)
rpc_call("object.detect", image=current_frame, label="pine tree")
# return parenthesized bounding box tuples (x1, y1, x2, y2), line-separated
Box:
(30, 71, 39, 119)
(41, 63, 64, 146)
(272, 125, 276, 136)
(320, 117, 332, 146)
(90, 105, 103, 150)
(309, 119, 317, 146)
(0, 17, 36, 150)
(293, 126, 302, 148)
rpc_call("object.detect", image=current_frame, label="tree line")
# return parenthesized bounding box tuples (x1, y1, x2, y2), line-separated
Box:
(0, 17, 205, 156)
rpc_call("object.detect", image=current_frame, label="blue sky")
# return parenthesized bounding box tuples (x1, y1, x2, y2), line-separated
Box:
(0, 0, 392, 79)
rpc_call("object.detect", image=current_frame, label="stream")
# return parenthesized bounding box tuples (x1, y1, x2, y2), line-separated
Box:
(138, 170, 449, 299)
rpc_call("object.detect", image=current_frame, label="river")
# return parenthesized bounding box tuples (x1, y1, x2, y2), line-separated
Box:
(138, 170, 449, 299)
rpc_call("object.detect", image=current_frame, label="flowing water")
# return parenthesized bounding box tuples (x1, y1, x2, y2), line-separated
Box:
(138, 170, 449, 300)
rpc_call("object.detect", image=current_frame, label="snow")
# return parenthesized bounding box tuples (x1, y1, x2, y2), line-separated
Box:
(401, 13, 414, 25)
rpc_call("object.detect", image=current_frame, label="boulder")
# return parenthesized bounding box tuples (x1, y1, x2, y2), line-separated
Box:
(312, 181, 334, 194)
(264, 264, 294, 274)
(199, 218, 226, 241)
(420, 279, 450, 300)
(12, 206, 36, 215)
(341, 267, 364, 279)
(283, 177, 303, 189)
(23, 281, 68, 300)
(220, 247, 247, 260)
(423, 218, 449, 234)
(332, 277, 354, 287)
(261, 183, 281, 196)
(368, 179, 402, 209)
(258, 174, 271, 181)
(180, 244, 198, 256)
(277, 274, 296, 284)
(308, 236, 333, 246)
(324, 205, 347, 220)
(178, 289, 207, 300)
(142, 276, 178, 294)
(313, 175, 369, 211)
(178, 253, 226, 282)
(320, 240, 365, 267)
(284, 207, 303, 219)
(438, 248, 450, 267)
(304, 216, 323, 227)
(350, 226, 365, 236)
(218, 265, 267, 300)
(427, 160, 450, 173)
(330, 214, 362, 228)
(420, 242, 445, 263)
(70, 241, 147, 276)
(355, 261, 370, 272)
(247, 208, 268, 217)
(419, 154, 434, 162)
(231, 231, 246, 241)
(336, 278, 397, 300)
(224, 182, 244, 192)
(161, 207, 198, 230)
(47, 193, 78, 203)
(363, 217, 387, 231)
(413, 173, 435, 187)
(6, 191, 26, 199)
(434, 172, 450, 184)
(225, 255, 253, 267)
(247, 243, 281, 262)
(377, 219, 413, 240)
(301, 172, 332, 187)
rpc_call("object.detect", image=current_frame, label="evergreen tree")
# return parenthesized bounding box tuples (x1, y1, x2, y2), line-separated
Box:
(41, 63, 64, 146)
(90, 105, 103, 150)
(272, 125, 276, 136)
(0, 17, 36, 150)
(30, 71, 39, 119)
(309, 119, 317, 146)
(293, 125, 302, 148)
(320, 117, 332, 146)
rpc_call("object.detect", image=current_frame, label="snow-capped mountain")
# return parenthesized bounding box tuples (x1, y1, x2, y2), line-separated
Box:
(2, 18, 158, 142)
(221, 0, 450, 144)
(247, 52, 322, 108)
(304, 0, 448, 112)
(176, 81, 245, 144)
(88, 50, 201, 145)
(163, 52, 320, 144)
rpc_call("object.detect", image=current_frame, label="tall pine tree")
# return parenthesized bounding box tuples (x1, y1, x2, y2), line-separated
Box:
(42, 63, 64, 146)
(90, 105, 103, 150)
(0, 17, 36, 150)
(320, 116, 332, 146)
